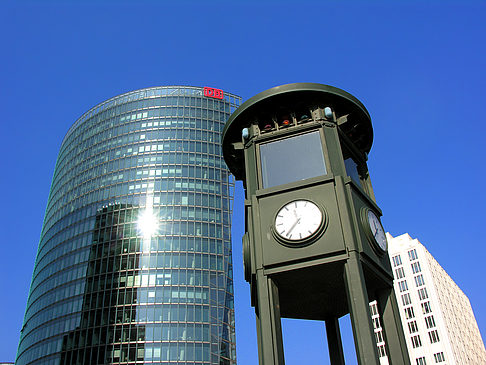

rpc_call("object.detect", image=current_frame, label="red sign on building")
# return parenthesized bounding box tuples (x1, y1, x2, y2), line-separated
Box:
(204, 87, 224, 99)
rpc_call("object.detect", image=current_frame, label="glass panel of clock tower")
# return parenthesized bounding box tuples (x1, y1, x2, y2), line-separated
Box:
(344, 157, 361, 186)
(259, 130, 327, 189)
(15, 86, 241, 365)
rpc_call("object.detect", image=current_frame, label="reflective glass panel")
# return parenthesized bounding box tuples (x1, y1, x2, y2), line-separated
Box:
(260, 131, 327, 189)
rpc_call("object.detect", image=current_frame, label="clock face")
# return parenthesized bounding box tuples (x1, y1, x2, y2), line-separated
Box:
(367, 210, 387, 251)
(275, 200, 323, 242)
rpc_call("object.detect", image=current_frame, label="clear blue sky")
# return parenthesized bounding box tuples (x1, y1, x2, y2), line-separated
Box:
(1, 1, 485, 363)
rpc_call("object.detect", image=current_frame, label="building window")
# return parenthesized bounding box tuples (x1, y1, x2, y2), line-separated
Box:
(373, 317, 381, 329)
(375, 330, 384, 343)
(398, 280, 409, 292)
(408, 320, 419, 334)
(428, 330, 440, 343)
(434, 352, 445, 362)
(408, 249, 418, 261)
(392, 255, 402, 267)
(425, 315, 436, 329)
(369, 302, 379, 316)
(416, 357, 427, 365)
(414, 274, 425, 287)
(401, 293, 411, 306)
(395, 267, 405, 279)
(421, 301, 432, 314)
(405, 306, 415, 319)
(418, 287, 428, 300)
(377, 344, 387, 357)
(411, 261, 422, 273)
(411, 335, 422, 348)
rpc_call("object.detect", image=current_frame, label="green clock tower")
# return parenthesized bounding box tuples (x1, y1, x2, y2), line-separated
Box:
(222, 83, 409, 364)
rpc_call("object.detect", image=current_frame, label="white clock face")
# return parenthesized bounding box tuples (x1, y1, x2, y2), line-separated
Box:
(275, 200, 323, 241)
(367, 210, 387, 251)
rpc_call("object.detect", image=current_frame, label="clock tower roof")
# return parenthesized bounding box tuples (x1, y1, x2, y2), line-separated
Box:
(222, 83, 373, 180)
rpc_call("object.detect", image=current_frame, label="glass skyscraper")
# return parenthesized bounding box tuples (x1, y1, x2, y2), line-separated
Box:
(15, 86, 241, 365)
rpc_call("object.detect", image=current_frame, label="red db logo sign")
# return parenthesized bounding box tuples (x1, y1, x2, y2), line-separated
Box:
(204, 87, 224, 99)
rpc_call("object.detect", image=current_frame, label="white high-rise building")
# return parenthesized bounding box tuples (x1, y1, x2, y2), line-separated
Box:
(373, 233, 486, 364)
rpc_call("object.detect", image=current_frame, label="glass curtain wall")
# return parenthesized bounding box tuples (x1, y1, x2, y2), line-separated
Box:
(15, 86, 241, 365)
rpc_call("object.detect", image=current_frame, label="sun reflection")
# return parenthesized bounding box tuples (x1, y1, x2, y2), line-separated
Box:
(137, 209, 159, 237)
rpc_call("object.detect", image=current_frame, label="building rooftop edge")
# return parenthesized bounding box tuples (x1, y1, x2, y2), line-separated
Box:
(62, 85, 241, 146)
(387, 232, 470, 301)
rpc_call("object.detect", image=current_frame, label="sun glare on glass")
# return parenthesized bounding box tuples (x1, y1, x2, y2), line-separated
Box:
(137, 209, 159, 237)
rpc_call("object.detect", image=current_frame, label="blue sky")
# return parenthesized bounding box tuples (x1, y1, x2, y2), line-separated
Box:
(1, 1, 485, 363)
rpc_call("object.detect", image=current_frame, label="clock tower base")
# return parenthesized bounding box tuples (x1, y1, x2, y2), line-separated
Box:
(251, 248, 407, 364)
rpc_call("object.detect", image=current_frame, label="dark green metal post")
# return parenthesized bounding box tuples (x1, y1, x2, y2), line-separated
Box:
(344, 251, 381, 364)
(377, 288, 411, 365)
(255, 272, 285, 365)
(325, 318, 345, 365)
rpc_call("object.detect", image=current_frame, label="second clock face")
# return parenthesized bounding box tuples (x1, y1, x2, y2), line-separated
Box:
(275, 200, 323, 241)
(367, 210, 387, 252)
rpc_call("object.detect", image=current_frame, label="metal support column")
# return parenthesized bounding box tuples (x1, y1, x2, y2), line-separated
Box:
(325, 317, 345, 365)
(344, 252, 380, 364)
(255, 270, 285, 365)
(377, 288, 411, 365)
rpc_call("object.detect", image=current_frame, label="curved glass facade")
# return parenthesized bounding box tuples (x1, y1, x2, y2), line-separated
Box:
(16, 86, 241, 365)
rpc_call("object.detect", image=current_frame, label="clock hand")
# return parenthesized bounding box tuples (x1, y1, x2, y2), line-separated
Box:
(372, 220, 378, 236)
(287, 217, 301, 236)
